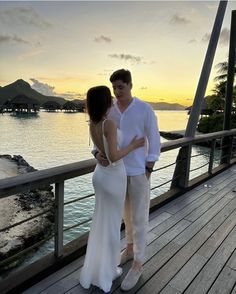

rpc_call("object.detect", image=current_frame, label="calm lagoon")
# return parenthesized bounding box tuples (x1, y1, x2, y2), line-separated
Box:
(0, 110, 215, 268)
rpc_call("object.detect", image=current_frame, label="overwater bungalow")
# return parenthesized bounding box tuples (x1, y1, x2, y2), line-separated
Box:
(41, 101, 62, 112)
(186, 98, 214, 117)
(72, 100, 85, 112)
(0, 99, 13, 113)
(62, 101, 84, 113)
(10, 94, 40, 114)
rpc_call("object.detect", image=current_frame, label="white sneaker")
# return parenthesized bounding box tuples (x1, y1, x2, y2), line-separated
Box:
(120, 249, 134, 265)
(120, 267, 143, 291)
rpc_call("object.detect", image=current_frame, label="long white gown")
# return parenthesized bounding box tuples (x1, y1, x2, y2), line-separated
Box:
(79, 125, 126, 293)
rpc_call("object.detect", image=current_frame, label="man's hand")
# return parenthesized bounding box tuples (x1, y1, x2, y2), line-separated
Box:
(145, 162, 154, 179)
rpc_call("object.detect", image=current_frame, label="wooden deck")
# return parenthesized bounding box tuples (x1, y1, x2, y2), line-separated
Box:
(23, 165, 236, 294)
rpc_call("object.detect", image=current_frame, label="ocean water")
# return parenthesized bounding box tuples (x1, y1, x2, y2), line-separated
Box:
(0, 110, 215, 268)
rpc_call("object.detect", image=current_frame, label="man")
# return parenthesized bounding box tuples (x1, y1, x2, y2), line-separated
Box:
(94, 69, 160, 291)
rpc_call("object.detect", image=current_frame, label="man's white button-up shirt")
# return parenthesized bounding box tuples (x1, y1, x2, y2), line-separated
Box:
(108, 97, 161, 176)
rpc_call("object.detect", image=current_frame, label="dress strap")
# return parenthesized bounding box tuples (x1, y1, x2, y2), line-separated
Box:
(102, 119, 107, 135)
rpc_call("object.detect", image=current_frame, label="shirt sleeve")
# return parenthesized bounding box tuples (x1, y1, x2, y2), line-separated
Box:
(145, 104, 161, 162)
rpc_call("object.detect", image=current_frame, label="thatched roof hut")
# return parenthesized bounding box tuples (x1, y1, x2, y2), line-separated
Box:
(0, 99, 13, 113)
(11, 95, 40, 113)
(186, 98, 214, 117)
(62, 101, 79, 112)
(74, 101, 85, 112)
(42, 101, 61, 112)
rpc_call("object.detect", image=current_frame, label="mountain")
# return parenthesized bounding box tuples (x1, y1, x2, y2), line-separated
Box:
(148, 102, 187, 110)
(0, 80, 186, 110)
(0, 79, 67, 106)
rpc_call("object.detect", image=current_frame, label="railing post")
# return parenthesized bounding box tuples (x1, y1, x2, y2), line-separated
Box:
(54, 181, 64, 258)
(221, 10, 236, 164)
(221, 136, 233, 165)
(171, 1, 227, 190)
(171, 145, 192, 189)
(208, 139, 216, 174)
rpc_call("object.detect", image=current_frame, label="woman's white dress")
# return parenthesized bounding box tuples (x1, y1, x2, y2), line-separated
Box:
(79, 125, 126, 293)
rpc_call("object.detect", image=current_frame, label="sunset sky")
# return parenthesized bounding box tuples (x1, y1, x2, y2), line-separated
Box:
(0, 1, 235, 106)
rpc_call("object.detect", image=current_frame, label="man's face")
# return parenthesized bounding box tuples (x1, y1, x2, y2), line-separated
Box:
(111, 80, 132, 101)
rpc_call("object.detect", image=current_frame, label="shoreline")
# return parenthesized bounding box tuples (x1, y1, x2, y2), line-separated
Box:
(160, 130, 215, 148)
(0, 155, 54, 274)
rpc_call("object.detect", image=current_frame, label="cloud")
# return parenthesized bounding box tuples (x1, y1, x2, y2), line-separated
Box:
(94, 35, 112, 43)
(97, 69, 113, 76)
(1, 6, 52, 28)
(30, 78, 85, 100)
(205, 3, 218, 11)
(18, 49, 44, 61)
(108, 53, 142, 64)
(30, 78, 55, 96)
(202, 33, 210, 43)
(58, 92, 86, 100)
(202, 27, 230, 46)
(188, 39, 197, 44)
(219, 28, 230, 45)
(170, 14, 190, 25)
(0, 34, 30, 45)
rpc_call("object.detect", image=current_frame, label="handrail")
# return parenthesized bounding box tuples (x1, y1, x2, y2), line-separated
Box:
(1, 129, 236, 198)
(0, 158, 96, 198)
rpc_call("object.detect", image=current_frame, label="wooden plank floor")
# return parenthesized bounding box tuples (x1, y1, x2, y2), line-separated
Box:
(23, 166, 236, 294)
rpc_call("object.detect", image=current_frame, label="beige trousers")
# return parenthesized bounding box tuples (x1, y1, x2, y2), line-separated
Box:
(123, 174, 150, 264)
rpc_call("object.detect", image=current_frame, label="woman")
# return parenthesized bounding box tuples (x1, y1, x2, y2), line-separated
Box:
(79, 86, 144, 293)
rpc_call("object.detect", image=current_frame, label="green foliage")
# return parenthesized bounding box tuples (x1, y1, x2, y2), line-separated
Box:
(205, 95, 224, 112)
(197, 113, 236, 133)
(197, 60, 236, 134)
(213, 61, 236, 106)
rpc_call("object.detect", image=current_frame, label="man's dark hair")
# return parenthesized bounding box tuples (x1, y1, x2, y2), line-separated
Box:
(86, 86, 112, 123)
(109, 69, 132, 84)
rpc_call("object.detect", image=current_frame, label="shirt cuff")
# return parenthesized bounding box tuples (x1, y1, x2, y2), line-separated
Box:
(146, 154, 159, 162)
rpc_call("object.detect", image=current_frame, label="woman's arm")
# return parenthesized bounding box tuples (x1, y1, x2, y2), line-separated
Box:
(104, 119, 144, 163)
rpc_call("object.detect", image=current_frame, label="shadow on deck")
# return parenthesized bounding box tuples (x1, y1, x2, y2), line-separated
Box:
(23, 165, 236, 294)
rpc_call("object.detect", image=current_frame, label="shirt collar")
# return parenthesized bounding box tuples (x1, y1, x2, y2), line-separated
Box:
(113, 97, 136, 113)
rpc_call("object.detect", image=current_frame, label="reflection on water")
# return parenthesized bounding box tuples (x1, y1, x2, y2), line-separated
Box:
(156, 110, 188, 132)
(10, 113, 39, 120)
(0, 111, 91, 169)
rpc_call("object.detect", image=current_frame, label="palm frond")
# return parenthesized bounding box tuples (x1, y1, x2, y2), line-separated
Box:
(215, 61, 228, 73)
(214, 74, 227, 82)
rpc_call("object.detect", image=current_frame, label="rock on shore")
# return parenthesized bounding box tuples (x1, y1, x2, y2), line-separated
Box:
(0, 155, 54, 271)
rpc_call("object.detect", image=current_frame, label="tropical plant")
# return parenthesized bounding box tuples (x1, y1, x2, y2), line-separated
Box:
(213, 61, 236, 104)
(197, 60, 236, 133)
(205, 95, 224, 113)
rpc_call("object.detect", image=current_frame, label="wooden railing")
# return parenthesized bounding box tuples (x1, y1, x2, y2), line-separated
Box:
(0, 129, 236, 293)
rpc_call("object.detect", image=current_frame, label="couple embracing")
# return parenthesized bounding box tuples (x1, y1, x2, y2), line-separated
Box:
(80, 69, 160, 292)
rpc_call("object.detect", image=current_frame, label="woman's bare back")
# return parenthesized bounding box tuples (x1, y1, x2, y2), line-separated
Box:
(90, 121, 106, 157)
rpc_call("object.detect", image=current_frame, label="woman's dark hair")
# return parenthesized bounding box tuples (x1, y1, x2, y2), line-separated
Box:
(86, 86, 112, 123)
(109, 69, 132, 84)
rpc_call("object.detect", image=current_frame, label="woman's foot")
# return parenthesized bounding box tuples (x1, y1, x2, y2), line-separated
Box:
(120, 265, 143, 291)
(120, 249, 134, 265)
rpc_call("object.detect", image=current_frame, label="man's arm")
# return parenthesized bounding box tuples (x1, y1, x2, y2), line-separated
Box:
(145, 105, 161, 177)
